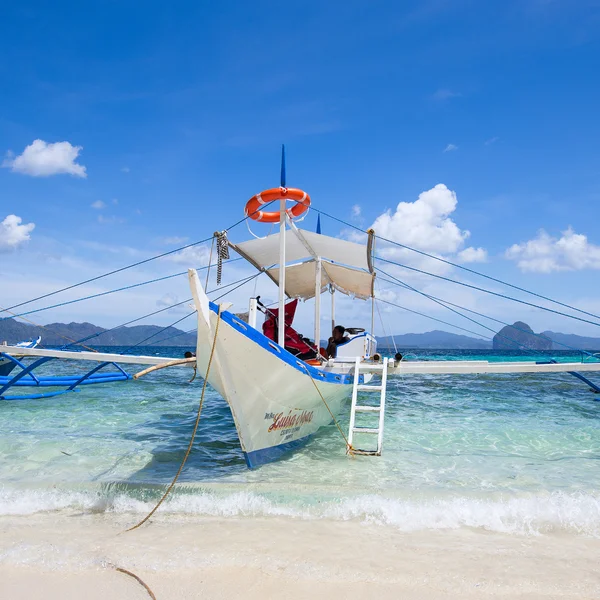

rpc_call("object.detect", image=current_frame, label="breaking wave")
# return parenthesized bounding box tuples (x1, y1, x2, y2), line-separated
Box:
(1, 485, 599, 537)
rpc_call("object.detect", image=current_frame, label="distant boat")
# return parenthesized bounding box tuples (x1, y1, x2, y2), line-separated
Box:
(0, 336, 41, 377)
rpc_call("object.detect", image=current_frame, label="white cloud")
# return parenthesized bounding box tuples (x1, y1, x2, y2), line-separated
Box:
(351, 204, 361, 218)
(371, 184, 470, 255)
(162, 236, 189, 245)
(443, 144, 458, 153)
(484, 136, 499, 146)
(91, 200, 106, 209)
(121, 167, 130, 173)
(458, 247, 488, 263)
(2, 139, 87, 178)
(112, 198, 119, 205)
(0, 214, 35, 252)
(164, 244, 211, 266)
(156, 293, 192, 314)
(505, 227, 600, 273)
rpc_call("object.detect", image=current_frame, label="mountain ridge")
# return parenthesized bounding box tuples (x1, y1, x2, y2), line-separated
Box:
(2, 318, 600, 350)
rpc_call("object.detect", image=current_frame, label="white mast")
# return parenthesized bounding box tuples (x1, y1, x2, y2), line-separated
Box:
(277, 145, 287, 347)
(278, 196, 286, 347)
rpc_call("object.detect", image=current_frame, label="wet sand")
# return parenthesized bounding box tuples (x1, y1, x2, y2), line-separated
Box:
(1, 514, 599, 599)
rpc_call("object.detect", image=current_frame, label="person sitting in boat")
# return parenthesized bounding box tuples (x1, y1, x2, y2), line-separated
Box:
(326, 325, 350, 358)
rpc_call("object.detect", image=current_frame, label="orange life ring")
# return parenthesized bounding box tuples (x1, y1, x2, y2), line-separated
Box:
(245, 187, 311, 223)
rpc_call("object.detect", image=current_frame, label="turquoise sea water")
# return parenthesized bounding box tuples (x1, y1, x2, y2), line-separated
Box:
(1, 347, 599, 536)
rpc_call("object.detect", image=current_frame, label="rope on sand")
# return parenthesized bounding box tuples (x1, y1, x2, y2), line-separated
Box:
(126, 305, 223, 532)
(114, 566, 157, 600)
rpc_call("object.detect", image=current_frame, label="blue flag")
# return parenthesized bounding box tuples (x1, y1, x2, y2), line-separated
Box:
(316, 214, 321, 234)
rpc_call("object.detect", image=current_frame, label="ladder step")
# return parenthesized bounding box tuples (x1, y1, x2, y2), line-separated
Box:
(352, 427, 380, 434)
(358, 364, 385, 371)
(354, 405, 381, 412)
(351, 448, 381, 456)
(356, 385, 382, 391)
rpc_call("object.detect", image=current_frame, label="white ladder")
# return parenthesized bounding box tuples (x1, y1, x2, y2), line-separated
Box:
(347, 357, 389, 456)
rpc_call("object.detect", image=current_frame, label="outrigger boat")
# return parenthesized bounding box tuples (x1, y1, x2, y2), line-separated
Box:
(2, 150, 600, 467)
(0, 336, 41, 377)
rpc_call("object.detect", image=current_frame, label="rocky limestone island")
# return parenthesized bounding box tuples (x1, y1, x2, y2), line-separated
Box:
(493, 321, 552, 350)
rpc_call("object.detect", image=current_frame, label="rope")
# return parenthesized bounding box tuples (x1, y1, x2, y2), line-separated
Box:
(119, 311, 196, 355)
(0, 304, 100, 353)
(377, 274, 599, 358)
(204, 237, 215, 291)
(301, 364, 353, 454)
(60, 271, 258, 351)
(216, 231, 230, 285)
(376, 256, 600, 329)
(0, 236, 214, 316)
(377, 271, 579, 359)
(3, 259, 243, 323)
(310, 207, 600, 323)
(126, 305, 223, 532)
(114, 566, 157, 599)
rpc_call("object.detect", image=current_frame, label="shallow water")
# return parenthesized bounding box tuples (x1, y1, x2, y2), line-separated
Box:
(1, 347, 599, 536)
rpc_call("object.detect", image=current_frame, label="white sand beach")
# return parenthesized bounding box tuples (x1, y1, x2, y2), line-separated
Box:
(1, 514, 599, 599)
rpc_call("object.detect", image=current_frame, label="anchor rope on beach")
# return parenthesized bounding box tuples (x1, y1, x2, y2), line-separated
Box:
(126, 304, 223, 532)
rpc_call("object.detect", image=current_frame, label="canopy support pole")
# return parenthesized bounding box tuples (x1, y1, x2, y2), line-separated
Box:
(314, 257, 322, 350)
(331, 285, 335, 334)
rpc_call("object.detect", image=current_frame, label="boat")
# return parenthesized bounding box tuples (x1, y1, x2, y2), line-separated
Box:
(2, 148, 600, 466)
(0, 336, 41, 377)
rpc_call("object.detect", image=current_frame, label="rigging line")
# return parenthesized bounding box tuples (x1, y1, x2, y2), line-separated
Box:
(146, 326, 196, 347)
(3, 257, 245, 323)
(1, 210, 256, 317)
(60, 273, 258, 350)
(375, 301, 397, 353)
(376, 298, 491, 340)
(310, 206, 600, 323)
(0, 303, 100, 353)
(375, 255, 600, 329)
(139, 273, 262, 348)
(377, 265, 502, 339)
(0, 236, 208, 315)
(204, 236, 215, 291)
(373, 281, 397, 353)
(377, 266, 572, 357)
(119, 311, 197, 354)
(211, 272, 262, 302)
(377, 274, 598, 358)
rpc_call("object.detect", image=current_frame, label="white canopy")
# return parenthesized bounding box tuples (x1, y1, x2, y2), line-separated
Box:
(232, 228, 374, 300)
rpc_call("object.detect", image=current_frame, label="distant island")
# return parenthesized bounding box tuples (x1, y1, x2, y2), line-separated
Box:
(0, 318, 196, 347)
(493, 321, 552, 350)
(377, 323, 600, 350)
(1, 317, 599, 351)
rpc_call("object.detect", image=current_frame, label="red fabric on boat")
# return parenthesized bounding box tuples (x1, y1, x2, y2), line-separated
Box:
(262, 299, 315, 354)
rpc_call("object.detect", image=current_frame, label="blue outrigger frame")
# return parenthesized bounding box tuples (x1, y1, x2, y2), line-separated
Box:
(0, 351, 131, 400)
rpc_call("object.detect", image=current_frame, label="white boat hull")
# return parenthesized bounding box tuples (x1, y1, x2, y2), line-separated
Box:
(189, 270, 355, 467)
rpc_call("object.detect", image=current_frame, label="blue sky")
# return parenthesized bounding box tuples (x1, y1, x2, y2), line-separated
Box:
(2, 0, 600, 339)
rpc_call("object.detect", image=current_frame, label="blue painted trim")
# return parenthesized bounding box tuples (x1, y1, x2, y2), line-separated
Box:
(209, 301, 353, 385)
(244, 433, 313, 468)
